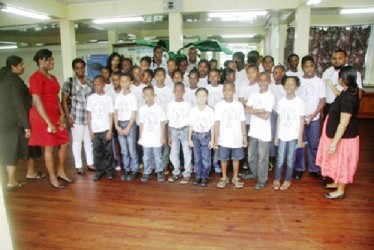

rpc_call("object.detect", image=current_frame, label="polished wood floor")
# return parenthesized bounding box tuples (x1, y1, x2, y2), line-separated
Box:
(2, 119, 374, 250)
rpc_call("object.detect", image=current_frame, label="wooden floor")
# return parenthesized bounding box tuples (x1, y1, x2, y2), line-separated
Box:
(2, 119, 374, 250)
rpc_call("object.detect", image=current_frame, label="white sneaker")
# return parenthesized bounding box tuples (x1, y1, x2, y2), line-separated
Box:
(115, 166, 121, 171)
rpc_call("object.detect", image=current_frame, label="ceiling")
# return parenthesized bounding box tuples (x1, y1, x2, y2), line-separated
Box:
(0, 0, 373, 48)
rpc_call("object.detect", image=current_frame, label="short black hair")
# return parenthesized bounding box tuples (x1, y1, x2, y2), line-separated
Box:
(174, 81, 185, 89)
(263, 55, 274, 63)
(188, 68, 200, 78)
(140, 56, 152, 65)
(142, 69, 154, 78)
(233, 52, 245, 63)
(93, 75, 105, 82)
(153, 45, 163, 53)
(334, 48, 348, 57)
(121, 72, 133, 81)
(72, 58, 86, 69)
(122, 57, 133, 65)
(154, 67, 166, 75)
(287, 53, 299, 63)
(209, 68, 221, 76)
(301, 55, 315, 66)
(33, 49, 52, 66)
(172, 69, 183, 79)
(142, 85, 154, 93)
(282, 75, 300, 87)
(195, 87, 209, 96)
(274, 64, 286, 72)
(246, 63, 259, 72)
(247, 50, 260, 64)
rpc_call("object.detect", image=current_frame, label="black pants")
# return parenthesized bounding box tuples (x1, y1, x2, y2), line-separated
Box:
(93, 131, 114, 175)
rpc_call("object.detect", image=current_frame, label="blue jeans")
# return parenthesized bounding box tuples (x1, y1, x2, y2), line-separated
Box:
(170, 127, 192, 178)
(117, 121, 139, 172)
(295, 119, 321, 173)
(143, 147, 163, 175)
(248, 137, 269, 183)
(275, 139, 297, 181)
(192, 131, 211, 179)
(269, 111, 278, 157)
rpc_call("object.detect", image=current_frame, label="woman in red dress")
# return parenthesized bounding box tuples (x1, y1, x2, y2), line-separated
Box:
(29, 49, 71, 189)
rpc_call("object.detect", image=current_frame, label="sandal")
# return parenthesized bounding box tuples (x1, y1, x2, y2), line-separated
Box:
(232, 177, 244, 189)
(280, 181, 291, 190)
(26, 172, 47, 180)
(168, 175, 180, 183)
(273, 180, 281, 190)
(7, 181, 25, 190)
(180, 176, 190, 184)
(217, 177, 229, 189)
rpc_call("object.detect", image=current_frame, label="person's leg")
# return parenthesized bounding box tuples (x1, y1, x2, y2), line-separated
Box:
(93, 133, 105, 177)
(257, 140, 269, 184)
(56, 143, 69, 178)
(142, 147, 152, 175)
(83, 124, 94, 167)
(44, 146, 59, 185)
(294, 125, 307, 177)
(6, 165, 16, 186)
(180, 128, 192, 178)
(275, 140, 287, 181)
(71, 124, 84, 169)
(221, 160, 228, 179)
(153, 147, 164, 173)
(325, 183, 346, 198)
(170, 128, 181, 177)
(26, 157, 35, 177)
(306, 119, 321, 173)
(128, 123, 139, 173)
(269, 111, 277, 170)
(103, 134, 115, 177)
(162, 124, 170, 168)
(200, 133, 211, 180)
(118, 127, 130, 172)
(247, 137, 258, 179)
(285, 140, 297, 182)
(192, 132, 202, 180)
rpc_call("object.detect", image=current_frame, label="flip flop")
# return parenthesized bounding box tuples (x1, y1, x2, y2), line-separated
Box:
(26, 172, 47, 180)
(7, 181, 25, 190)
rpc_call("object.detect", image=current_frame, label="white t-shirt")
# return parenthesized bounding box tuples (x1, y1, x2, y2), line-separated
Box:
(247, 91, 275, 142)
(186, 61, 198, 73)
(238, 81, 260, 124)
(268, 82, 286, 111)
(322, 66, 363, 104)
(188, 105, 215, 133)
(197, 76, 208, 88)
(114, 92, 138, 121)
(184, 87, 198, 107)
(214, 100, 245, 148)
(106, 88, 122, 105)
(167, 101, 191, 128)
(138, 103, 166, 147)
(286, 70, 303, 79)
(236, 69, 247, 83)
(131, 84, 146, 124)
(277, 96, 305, 141)
(296, 76, 326, 121)
(104, 83, 114, 96)
(207, 84, 223, 108)
(87, 93, 114, 133)
(154, 85, 174, 114)
(165, 74, 174, 89)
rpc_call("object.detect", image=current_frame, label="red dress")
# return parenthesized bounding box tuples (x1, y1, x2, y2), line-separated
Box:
(28, 71, 69, 146)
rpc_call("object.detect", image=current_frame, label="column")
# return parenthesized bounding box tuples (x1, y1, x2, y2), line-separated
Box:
(278, 24, 287, 65)
(59, 20, 76, 82)
(294, 7, 311, 61)
(168, 12, 183, 53)
(199, 34, 207, 59)
(108, 30, 118, 53)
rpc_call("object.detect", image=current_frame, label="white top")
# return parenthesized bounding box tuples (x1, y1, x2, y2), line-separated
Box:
(167, 101, 191, 128)
(182, 76, 190, 88)
(206, 84, 223, 108)
(165, 74, 174, 89)
(114, 92, 138, 121)
(186, 61, 198, 73)
(188, 105, 215, 133)
(150, 60, 168, 71)
(247, 91, 275, 142)
(236, 69, 247, 82)
(322, 66, 363, 104)
(87, 93, 114, 133)
(131, 84, 146, 124)
(238, 81, 260, 124)
(197, 76, 208, 88)
(286, 70, 303, 79)
(104, 83, 114, 95)
(106, 88, 122, 105)
(277, 96, 305, 141)
(214, 100, 245, 148)
(268, 82, 286, 111)
(154, 85, 174, 114)
(296, 76, 326, 121)
(184, 87, 198, 107)
(138, 103, 166, 147)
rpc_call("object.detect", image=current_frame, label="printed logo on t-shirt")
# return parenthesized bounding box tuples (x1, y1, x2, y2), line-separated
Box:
(171, 107, 185, 127)
(144, 112, 157, 132)
(93, 101, 107, 120)
(300, 83, 315, 102)
(222, 108, 238, 128)
(195, 117, 209, 131)
(119, 100, 129, 115)
(280, 106, 297, 128)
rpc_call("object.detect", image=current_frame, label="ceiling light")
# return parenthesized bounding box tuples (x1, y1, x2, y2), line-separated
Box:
(306, 0, 322, 5)
(0, 45, 18, 50)
(340, 8, 374, 14)
(1, 5, 50, 20)
(93, 17, 144, 24)
(208, 11, 266, 21)
(222, 34, 254, 38)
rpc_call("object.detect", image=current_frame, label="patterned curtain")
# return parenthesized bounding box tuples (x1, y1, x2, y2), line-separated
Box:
(284, 26, 371, 77)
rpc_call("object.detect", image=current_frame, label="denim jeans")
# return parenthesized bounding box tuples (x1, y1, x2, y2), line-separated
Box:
(143, 147, 163, 175)
(295, 119, 321, 173)
(170, 127, 192, 177)
(118, 121, 139, 172)
(269, 111, 278, 158)
(192, 131, 211, 179)
(93, 131, 114, 175)
(275, 139, 297, 181)
(248, 136, 269, 183)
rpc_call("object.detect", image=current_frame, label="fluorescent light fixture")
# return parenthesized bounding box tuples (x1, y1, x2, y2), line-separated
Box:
(340, 8, 374, 14)
(306, 0, 322, 5)
(208, 11, 266, 21)
(0, 45, 18, 50)
(222, 34, 254, 38)
(93, 17, 144, 24)
(1, 6, 50, 20)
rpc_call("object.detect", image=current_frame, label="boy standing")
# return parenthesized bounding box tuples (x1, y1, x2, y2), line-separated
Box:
(87, 75, 115, 181)
(214, 82, 247, 189)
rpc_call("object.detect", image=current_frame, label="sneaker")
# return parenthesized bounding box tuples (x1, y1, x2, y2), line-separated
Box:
(293, 171, 303, 180)
(254, 182, 266, 190)
(115, 165, 121, 171)
(141, 174, 150, 182)
(241, 172, 256, 180)
(107, 173, 115, 180)
(201, 178, 208, 187)
(93, 172, 105, 181)
(126, 171, 137, 181)
(180, 176, 190, 184)
(232, 177, 244, 189)
(217, 177, 229, 189)
(194, 178, 202, 185)
(120, 171, 129, 181)
(157, 172, 165, 182)
(213, 163, 221, 173)
(168, 174, 180, 183)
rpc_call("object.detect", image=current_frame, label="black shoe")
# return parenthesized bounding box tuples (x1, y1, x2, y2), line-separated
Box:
(324, 193, 345, 199)
(57, 175, 73, 183)
(194, 178, 202, 185)
(120, 171, 129, 181)
(94, 172, 105, 181)
(201, 178, 208, 187)
(126, 171, 137, 181)
(293, 171, 303, 180)
(49, 182, 65, 189)
(87, 165, 96, 171)
(310, 171, 323, 179)
(108, 174, 115, 180)
(323, 184, 338, 189)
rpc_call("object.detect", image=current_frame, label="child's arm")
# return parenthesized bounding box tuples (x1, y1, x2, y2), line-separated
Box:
(274, 115, 280, 146)
(241, 121, 248, 148)
(114, 110, 123, 135)
(298, 115, 305, 148)
(124, 111, 137, 136)
(213, 121, 219, 149)
(138, 123, 143, 145)
(188, 125, 194, 147)
(209, 125, 214, 149)
(106, 113, 113, 141)
(305, 98, 325, 125)
(161, 121, 166, 145)
(87, 111, 95, 140)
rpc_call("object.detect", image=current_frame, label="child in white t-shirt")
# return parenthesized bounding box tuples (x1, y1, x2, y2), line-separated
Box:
(188, 87, 215, 187)
(214, 82, 247, 189)
(87, 75, 115, 181)
(138, 86, 166, 182)
(274, 76, 305, 190)
(245, 72, 275, 190)
(114, 73, 139, 181)
(167, 82, 192, 184)
(184, 69, 199, 107)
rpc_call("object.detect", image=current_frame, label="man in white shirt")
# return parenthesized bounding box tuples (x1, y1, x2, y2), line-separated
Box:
(186, 47, 199, 73)
(150, 46, 168, 71)
(286, 53, 303, 78)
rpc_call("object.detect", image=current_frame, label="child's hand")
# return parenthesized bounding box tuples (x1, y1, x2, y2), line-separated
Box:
(208, 140, 214, 149)
(137, 139, 141, 145)
(168, 137, 172, 146)
(189, 140, 194, 147)
(90, 132, 95, 140)
(274, 137, 279, 146)
(243, 137, 248, 148)
(297, 138, 304, 148)
(123, 127, 130, 136)
(305, 116, 311, 125)
(212, 142, 218, 150)
(106, 130, 112, 141)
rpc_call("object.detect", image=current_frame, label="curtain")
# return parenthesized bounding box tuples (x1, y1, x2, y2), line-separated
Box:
(284, 26, 371, 78)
